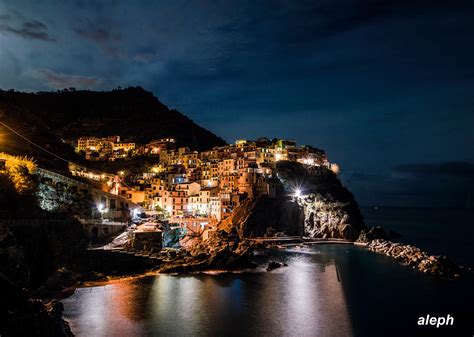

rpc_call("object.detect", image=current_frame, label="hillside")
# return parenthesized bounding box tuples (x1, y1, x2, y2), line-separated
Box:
(0, 87, 226, 171)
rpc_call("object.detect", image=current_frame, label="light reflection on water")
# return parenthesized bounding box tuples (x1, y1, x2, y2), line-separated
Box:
(62, 245, 474, 336)
(63, 249, 352, 337)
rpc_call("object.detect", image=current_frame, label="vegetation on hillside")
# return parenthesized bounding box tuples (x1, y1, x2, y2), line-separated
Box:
(0, 87, 226, 173)
(0, 152, 37, 193)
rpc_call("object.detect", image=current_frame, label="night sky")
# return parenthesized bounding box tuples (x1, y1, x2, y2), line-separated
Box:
(1, 0, 473, 207)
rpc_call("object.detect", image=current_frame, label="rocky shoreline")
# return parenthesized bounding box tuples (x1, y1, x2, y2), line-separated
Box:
(157, 231, 256, 273)
(364, 239, 463, 278)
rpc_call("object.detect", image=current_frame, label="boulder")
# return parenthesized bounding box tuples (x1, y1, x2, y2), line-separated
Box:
(266, 261, 283, 271)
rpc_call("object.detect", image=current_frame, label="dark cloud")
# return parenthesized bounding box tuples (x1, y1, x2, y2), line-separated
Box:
(312, 0, 457, 35)
(394, 162, 474, 177)
(32, 69, 101, 89)
(0, 19, 55, 41)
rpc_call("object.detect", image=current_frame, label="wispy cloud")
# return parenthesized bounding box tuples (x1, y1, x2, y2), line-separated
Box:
(32, 69, 101, 89)
(0, 19, 55, 41)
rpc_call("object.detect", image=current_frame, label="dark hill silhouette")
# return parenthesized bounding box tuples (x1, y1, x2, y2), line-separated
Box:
(0, 87, 226, 171)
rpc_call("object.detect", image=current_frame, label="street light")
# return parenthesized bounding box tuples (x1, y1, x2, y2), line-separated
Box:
(294, 188, 302, 198)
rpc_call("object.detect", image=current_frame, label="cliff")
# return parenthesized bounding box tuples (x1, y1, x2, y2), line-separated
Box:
(219, 161, 366, 240)
(0, 157, 88, 336)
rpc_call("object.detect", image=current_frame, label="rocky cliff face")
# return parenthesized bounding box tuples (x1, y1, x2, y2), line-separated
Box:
(218, 161, 366, 240)
(218, 196, 305, 237)
(0, 170, 88, 336)
(0, 170, 88, 289)
(301, 194, 364, 240)
(275, 161, 366, 240)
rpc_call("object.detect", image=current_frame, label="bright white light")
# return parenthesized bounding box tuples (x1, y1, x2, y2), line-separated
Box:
(303, 158, 314, 165)
(97, 203, 105, 213)
(294, 189, 302, 198)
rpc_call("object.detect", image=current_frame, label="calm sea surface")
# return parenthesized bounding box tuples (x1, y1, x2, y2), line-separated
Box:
(62, 207, 474, 337)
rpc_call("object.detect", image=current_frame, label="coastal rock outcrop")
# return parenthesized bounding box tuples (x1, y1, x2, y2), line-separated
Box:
(301, 194, 363, 240)
(266, 261, 287, 271)
(158, 230, 255, 273)
(366, 239, 461, 278)
(217, 196, 305, 237)
(217, 161, 367, 241)
(275, 161, 366, 240)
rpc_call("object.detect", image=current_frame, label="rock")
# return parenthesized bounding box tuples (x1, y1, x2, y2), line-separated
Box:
(367, 239, 462, 278)
(159, 231, 256, 273)
(266, 261, 283, 271)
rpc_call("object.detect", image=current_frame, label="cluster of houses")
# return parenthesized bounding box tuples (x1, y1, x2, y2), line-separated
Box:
(70, 138, 339, 224)
(75, 135, 175, 161)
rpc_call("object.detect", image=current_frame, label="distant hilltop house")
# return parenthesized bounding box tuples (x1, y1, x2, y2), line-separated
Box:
(74, 136, 175, 161)
(70, 138, 339, 222)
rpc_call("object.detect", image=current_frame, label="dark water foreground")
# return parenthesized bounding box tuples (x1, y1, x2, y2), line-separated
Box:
(62, 244, 473, 337)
